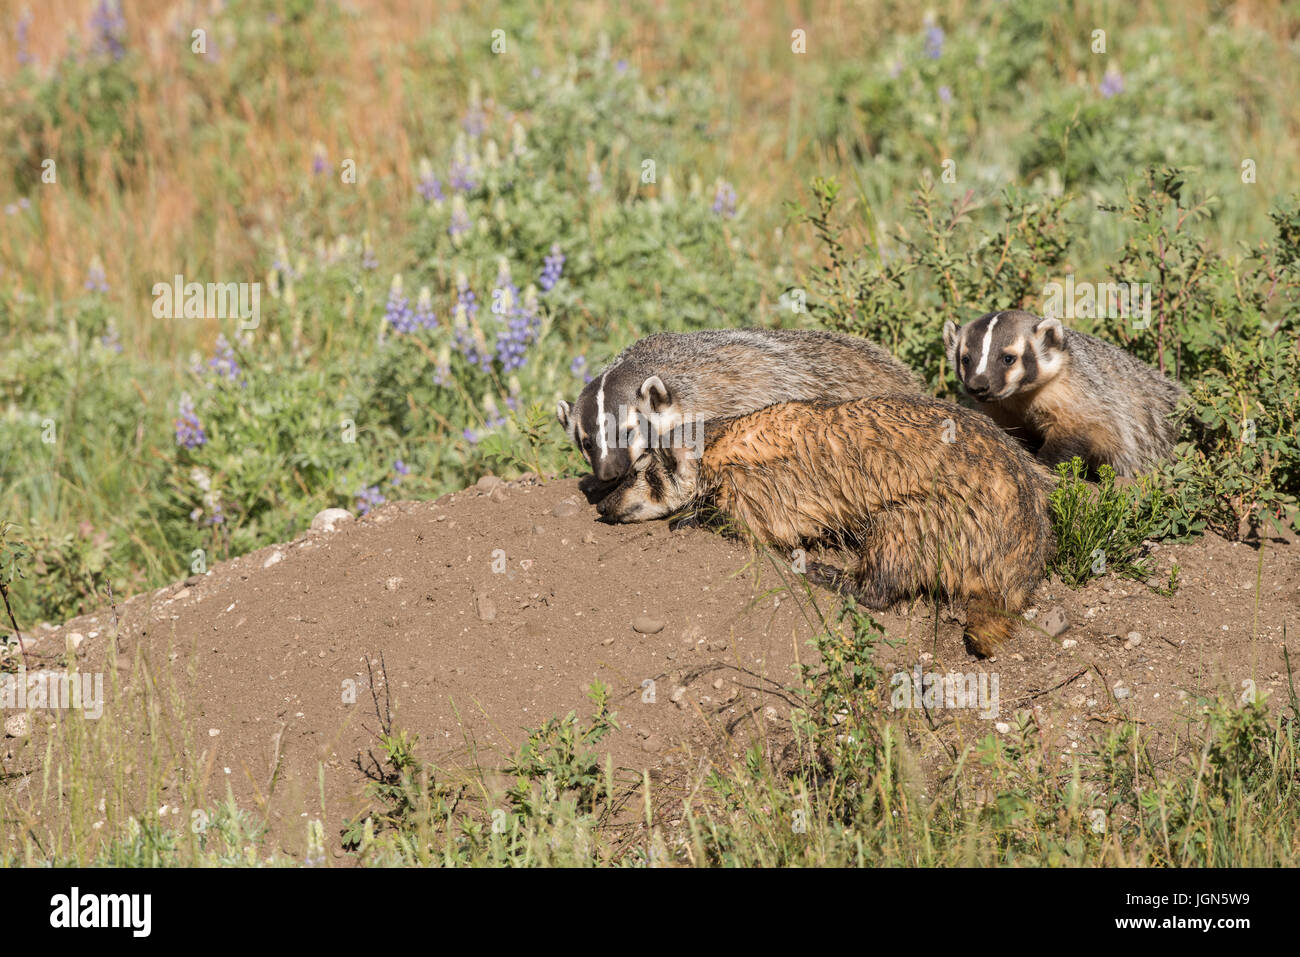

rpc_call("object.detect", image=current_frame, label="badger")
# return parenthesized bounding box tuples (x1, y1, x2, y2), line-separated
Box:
(943, 310, 1186, 477)
(597, 394, 1055, 657)
(556, 328, 921, 484)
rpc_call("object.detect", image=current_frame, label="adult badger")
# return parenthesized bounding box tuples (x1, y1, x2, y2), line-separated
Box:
(557, 328, 921, 484)
(597, 394, 1056, 657)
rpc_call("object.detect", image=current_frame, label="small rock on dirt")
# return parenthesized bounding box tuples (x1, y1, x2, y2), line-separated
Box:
(632, 616, 665, 635)
(310, 508, 353, 533)
(1041, 606, 1070, 637)
(475, 593, 497, 622)
(263, 550, 284, 569)
(551, 501, 580, 518)
(475, 475, 503, 492)
(4, 713, 29, 738)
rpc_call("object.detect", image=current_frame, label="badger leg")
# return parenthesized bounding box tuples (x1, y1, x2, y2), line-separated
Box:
(805, 561, 892, 609)
(963, 600, 1017, 658)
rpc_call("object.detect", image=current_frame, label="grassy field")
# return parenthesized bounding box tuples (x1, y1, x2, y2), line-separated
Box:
(2, 0, 1299, 866)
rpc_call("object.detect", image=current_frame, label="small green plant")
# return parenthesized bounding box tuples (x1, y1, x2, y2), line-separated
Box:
(1049, 458, 1168, 587)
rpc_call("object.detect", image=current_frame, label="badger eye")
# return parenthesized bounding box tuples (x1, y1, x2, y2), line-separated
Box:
(960, 355, 969, 367)
(1002, 354, 1016, 365)
(582, 439, 593, 453)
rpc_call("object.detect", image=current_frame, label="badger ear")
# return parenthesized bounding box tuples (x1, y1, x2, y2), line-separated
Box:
(942, 320, 959, 355)
(1033, 317, 1064, 351)
(556, 400, 571, 430)
(639, 375, 671, 412)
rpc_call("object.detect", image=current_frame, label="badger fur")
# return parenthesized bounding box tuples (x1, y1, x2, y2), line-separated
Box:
(597, 394, 1056, 657)
(943, 310, 1186, 477)
(557, 328, 921, 483)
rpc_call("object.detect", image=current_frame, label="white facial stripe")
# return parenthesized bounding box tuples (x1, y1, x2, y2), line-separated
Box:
(595, 370, 610, 462)
(975, 313, 1002, 375)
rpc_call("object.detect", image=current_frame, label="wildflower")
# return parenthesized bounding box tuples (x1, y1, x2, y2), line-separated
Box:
(463, 79, 485, 137)
(511, 121, 528, 157)
(85, 256, 109, 293)
(924, 23, 944, 60)
(448, 196, 472, 239)
(383, 275, 414, 333)
(939, 85, 952, 104)
(616, 59, 628, 73)
(90, 0, 127, 61)
(433, 343, 452, 386)
(100, 322, 123, 354)
(391, 460, 410, 485)
(16, 9, 33, 66)
(416, 157, 443, 201)
(414, 286, 436, 330)
(450, 136, 478, 193)
(570, 355, 587, 377)
(539, 244, 566, 292)
(206, 334, 243, 383)
(311, 142, 328, 175)
(355, 485, 386, 516)
(360, 231, 378, 270)
(175, 394, 206, 449)
(1099, 68, 1125, 98)
(587, 163, 604, 194)
(711, 181, 737, 218)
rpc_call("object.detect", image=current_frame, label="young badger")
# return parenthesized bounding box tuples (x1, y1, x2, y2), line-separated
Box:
(557, 328, 920, 483)
(597, 394, 1055, 657)
(943, 310, 1186, 477)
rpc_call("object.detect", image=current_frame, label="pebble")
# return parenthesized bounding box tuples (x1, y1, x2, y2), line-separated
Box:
(1124, 631, 1143, 649)
(1041, 606, 1070, 637)
(4, 713, 29, 738)
(632, 616, 665, 635)
(310, 508, 353, 533)
(475, 475, 503, 492)
(1061, 638, 1078, 649)
(475, 594, 497, 623)
(263, 550, 284, 569)
(641, 735, 663, 753)
(385, 577, 403, 592)
(1113, 682, 1133, 699)
(67, 632, 86, 651)
(551, 501, 580, 518)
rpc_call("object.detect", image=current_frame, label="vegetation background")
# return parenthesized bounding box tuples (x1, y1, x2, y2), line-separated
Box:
(0, 0, 1298, 866)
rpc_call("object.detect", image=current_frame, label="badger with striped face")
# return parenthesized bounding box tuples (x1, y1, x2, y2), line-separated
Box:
(598, 395, 1056, 658)
(557, 328, 922, 487)
(943, 310, 1186, 476)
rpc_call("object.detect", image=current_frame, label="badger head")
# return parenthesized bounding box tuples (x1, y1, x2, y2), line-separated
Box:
(557, 368, 681, 482)
(943, 310, 1066, 401)
(595, 444, 702, 523)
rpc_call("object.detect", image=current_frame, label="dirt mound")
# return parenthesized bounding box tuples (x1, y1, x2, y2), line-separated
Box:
(6, 475, 1298, 858)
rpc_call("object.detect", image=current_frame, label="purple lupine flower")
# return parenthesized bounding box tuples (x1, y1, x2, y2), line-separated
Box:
(924, 24, 944, 60)
(311, 143, 328, 175)
(90, 0, 127, 61)
(616, 59, 628, 73)
(711, 182, 737, 218)
(1099, 69, 1125, 98)
(450, 159, 477, 193)
(175, 394, 206, 449)
(462, 105, 486, 138)
(355, 485, 386, 516)
(448, 197, 472, 238)
(206, 334, 243, 383)
(413, 286, 436, 330)
(493, 278, 540, 371)
(16, 10, 33, 66)
(540, 244, 565, 292)
(392, 459, 410, 485)
(100, 323, 123, 354)
(456, 273, 479, 320)
(383, 276, 414, 333)
(417, 167, 443, 201)
(4, 204, 16, 217)
(570, 355, 586, 377)
(85, 258, 109, 293)
(939, 85, 952, 104)
(18, 197, 29, 210)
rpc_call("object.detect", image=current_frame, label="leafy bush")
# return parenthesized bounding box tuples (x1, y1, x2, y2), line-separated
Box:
(1048, 458, 1171, 587)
